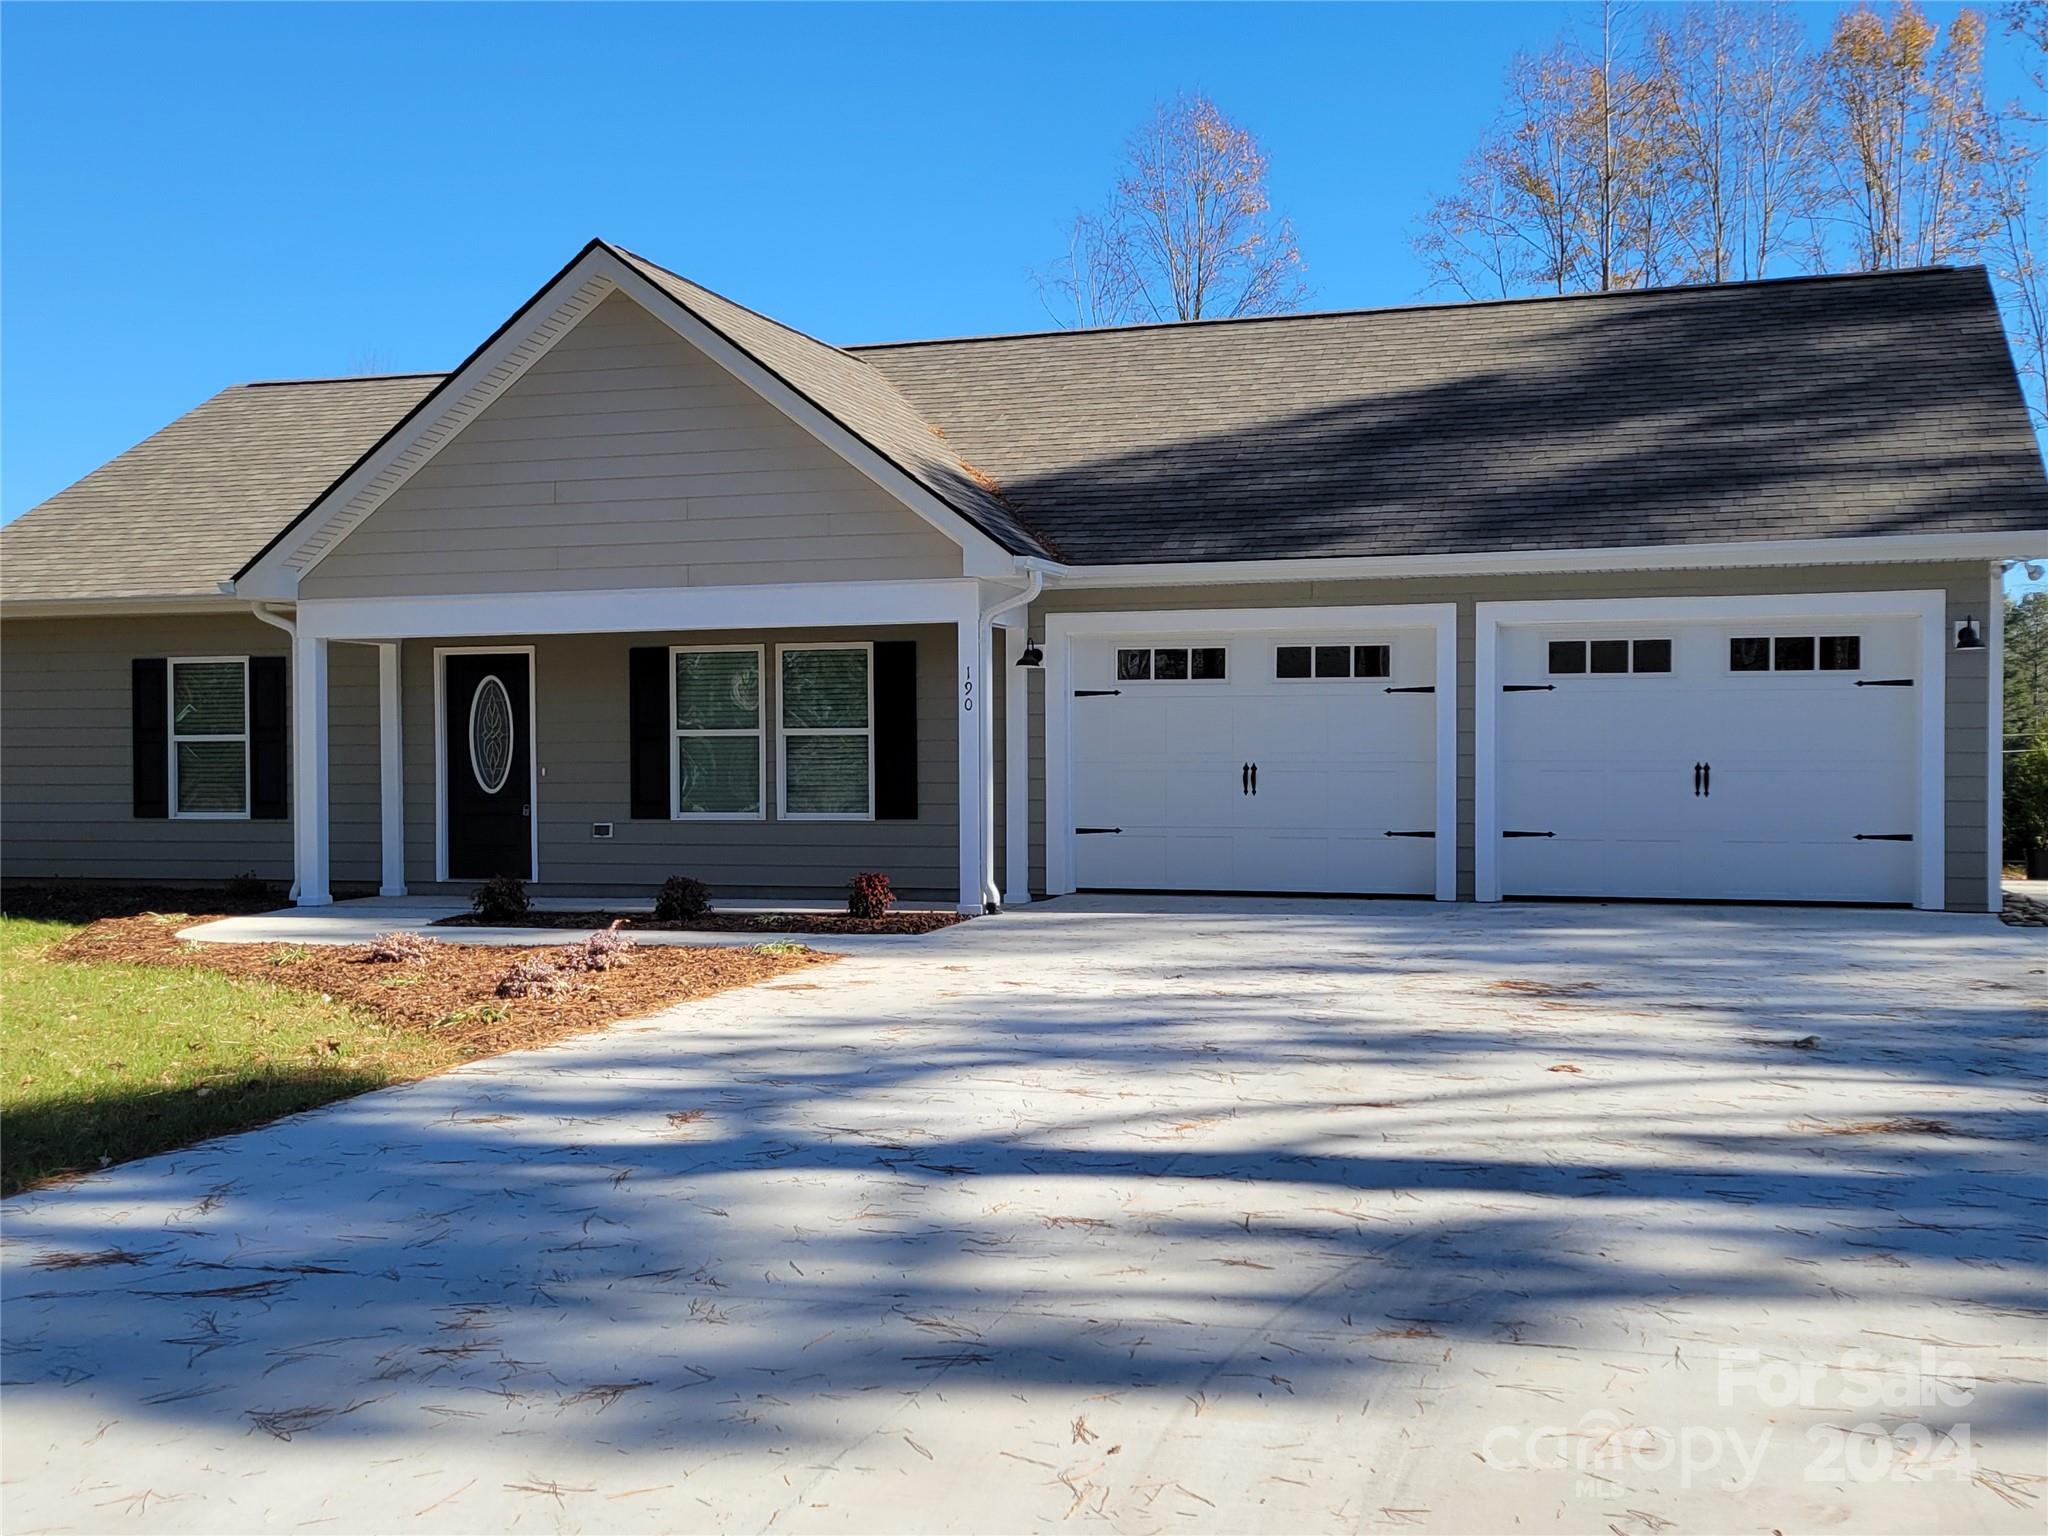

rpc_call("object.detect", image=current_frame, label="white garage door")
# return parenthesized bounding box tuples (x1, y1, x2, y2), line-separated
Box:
(1495, 615, 1921, 904)
(1069, 627, 1439, 894)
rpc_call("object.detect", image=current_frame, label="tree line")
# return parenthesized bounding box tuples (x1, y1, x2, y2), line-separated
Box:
(1037, 1, 2048, 428)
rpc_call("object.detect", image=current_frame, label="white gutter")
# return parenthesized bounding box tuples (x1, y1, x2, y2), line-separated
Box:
(248, 603, 301, 902)
(975, 572, 1043, 910)
(1038, 531, 2048, 588)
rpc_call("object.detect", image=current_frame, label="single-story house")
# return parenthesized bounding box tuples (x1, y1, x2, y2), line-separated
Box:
(4, 239, 2045, 913)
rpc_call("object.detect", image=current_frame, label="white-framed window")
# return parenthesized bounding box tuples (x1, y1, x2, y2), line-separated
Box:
(777, 642, 873, 820)
(671, 644, 765, 819)
(1115, 645, 1228, 682)
(169, 656, 250, 818)
(1546, 638, 1673, 676)
(1728, 634, 1862, 673)
(1275, 643, 1390, 680)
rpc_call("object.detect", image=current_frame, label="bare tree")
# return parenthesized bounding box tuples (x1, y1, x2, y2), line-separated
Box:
(1038, 92, 1307, 327)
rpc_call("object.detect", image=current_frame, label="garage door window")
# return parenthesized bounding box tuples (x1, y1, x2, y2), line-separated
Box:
(1118, 646, 1226, 682)
(1729, 634, 1862, 672)
(1276, 644, 1390, 680)
(1546, 638, 1671, 675)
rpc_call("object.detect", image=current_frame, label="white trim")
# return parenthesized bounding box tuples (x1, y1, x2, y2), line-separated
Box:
(955, 616, 986, 913)
(377, 642, 405, 897)
(1988, 564, 2006, 912)
(774, 641, 875, 822)
(167, 655, 251, 820)
(235, 245, 1020, 598)
(1004, 624, 1032, 907)
(295, 578, 981, 642)
(291, 636, 330, 906)
(1043, 532, 2048, 589)
(1042, 603, 1459, 901)
(433, 646, 540, 884)
(669, 643, 767, 821)
(1, 595, 253, 620)
(1472, 590, 1947, 910)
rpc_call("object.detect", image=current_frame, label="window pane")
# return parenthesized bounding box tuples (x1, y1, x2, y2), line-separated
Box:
(1589, 639, 1629, 674)
(1819, 635, 1862, 670)
(677, 736, 760, 815)
(781, 648, 869, 728)
(1548, 641, 1586, 675)
(1355, 645, 1390, 679)
(1730, 637, 1770, 672)
(1276, 646, 1311, 679)
(676, 651, 759, 730)
(173, 661, 244, 735)
(1117, 648, 1151, 681)
(785, 734, 870, 815)
(1774, 636, 1815, 671)
(1191, 647, 1227, 680)
(1313, 645, 1350, 678)
(1152, 648, 1189, 680)
(1632, 639, 1672, 673)
(176, 740, 245, 813)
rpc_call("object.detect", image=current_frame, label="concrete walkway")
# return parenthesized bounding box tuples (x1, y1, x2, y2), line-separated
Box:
(3, 898, 2043, 1534)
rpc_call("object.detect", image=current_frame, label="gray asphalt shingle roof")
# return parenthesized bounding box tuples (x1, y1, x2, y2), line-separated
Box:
(4, 258, 2041, 604)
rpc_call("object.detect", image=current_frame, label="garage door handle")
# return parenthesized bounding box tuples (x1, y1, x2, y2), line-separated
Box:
(1855, 832, 1914, 841)
(1385, 829, 1435, 838)
(1702, 762, 1710, 797)
(1503, 829, 1556, 838)
(1385, 685, 1435, 694)
(1503, 684, 1555, 693)
(1855, 678, 1914, 688)
(1242, 763, 1250, 795)
(1074, 688, 1122, 698)
(1076, 826, 1122, 835)
(1250, 763, 1257, 795)
(1693, 763, 1702, 796)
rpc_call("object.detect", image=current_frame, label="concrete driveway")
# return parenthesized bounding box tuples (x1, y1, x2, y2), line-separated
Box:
(3, 898, 2043, 1534)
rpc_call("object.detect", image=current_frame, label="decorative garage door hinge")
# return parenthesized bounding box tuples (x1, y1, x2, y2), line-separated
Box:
(1075, 826, 1122, 835)
(1854, 832, 1914, 841)
(1854, 678, 1914, 687)
(1385, 685, 1435, 694)
(1074, 689, 1122, 697)
(1503, 829, 1557, 838)
(1503, 684, 1555, 693)
(1385, 830, 1436, 838)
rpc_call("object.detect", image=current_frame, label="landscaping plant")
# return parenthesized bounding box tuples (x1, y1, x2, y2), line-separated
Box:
(847, 871, 895, 919)
(654, 875, 713, 922)
(495, 953, 567, 999)
(560, 922, 635, 973)
(472, 874, 530, 923)
(363, 930, 442, 964)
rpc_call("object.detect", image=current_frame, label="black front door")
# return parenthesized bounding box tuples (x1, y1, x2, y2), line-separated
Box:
(445, 653, 532, 880)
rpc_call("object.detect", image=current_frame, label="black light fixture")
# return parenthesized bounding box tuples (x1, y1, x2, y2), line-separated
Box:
(1955, 615, 1985, 651)
(1016, 642, 1044, 667)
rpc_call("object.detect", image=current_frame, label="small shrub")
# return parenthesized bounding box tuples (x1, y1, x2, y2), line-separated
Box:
(495, 954, 567, 999)
(226, 870, 273, 902)
(362, 930, 441, 964)
(471, 874, 529, 923)
(754, 940, 809, 956)
(559, 921, 635, 973)
(847, 871, 895, 920)
(654, 875, 713, 922)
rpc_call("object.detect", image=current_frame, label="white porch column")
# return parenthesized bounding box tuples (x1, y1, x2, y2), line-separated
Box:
(292, 633, 331, 907)
(377, 641, 406, 897)
(955, 615, 988, 914)
(1003, 624, 1032, 906)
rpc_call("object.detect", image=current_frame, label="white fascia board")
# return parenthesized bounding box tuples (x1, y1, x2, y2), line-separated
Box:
(1043, 531, 2048, 588)
(294, 578, 983, 642)
(603, 263, 1021, 578)
(0, 594, 253, 620)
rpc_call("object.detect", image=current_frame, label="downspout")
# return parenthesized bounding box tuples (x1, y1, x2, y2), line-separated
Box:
(976, 571, 1043, 910)
(248, 602, 300, 903)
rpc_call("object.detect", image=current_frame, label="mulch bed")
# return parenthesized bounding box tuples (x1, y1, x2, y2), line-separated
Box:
(436, 908, 967, 936)
(52, 914, 834, 1057)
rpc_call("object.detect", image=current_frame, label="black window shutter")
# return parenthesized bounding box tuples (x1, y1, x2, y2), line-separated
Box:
(248, 655, 289, 820)
(874, 640, 918, 820)
(628, 646, 670, 819)
(131, 658, 169, 818)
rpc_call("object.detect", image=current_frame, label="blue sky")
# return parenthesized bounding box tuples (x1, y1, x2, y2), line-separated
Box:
(3, 1, 2040, 591)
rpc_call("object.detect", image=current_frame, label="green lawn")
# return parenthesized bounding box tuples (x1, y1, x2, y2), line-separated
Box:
(1, 916, 455, 1195)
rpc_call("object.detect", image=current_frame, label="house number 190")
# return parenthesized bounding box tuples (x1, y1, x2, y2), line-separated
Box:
(962, 666, 975, 712)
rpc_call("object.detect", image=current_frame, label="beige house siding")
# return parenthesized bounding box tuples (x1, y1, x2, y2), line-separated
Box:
(297, 293, 963, 600)
(1029, 560, 1999, 911)
(0, 614, 379, 888)
(397, 626, 959, 898)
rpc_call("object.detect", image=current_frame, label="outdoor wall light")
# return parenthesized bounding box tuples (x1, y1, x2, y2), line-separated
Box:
(1016, 643, 1044, 667)
(1954, 616, 1985, 651)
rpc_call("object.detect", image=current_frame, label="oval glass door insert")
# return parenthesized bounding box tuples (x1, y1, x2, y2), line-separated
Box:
(468, 675, 514, 794)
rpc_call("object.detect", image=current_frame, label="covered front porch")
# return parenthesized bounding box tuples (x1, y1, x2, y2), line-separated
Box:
(279, 577, 1038, 914)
